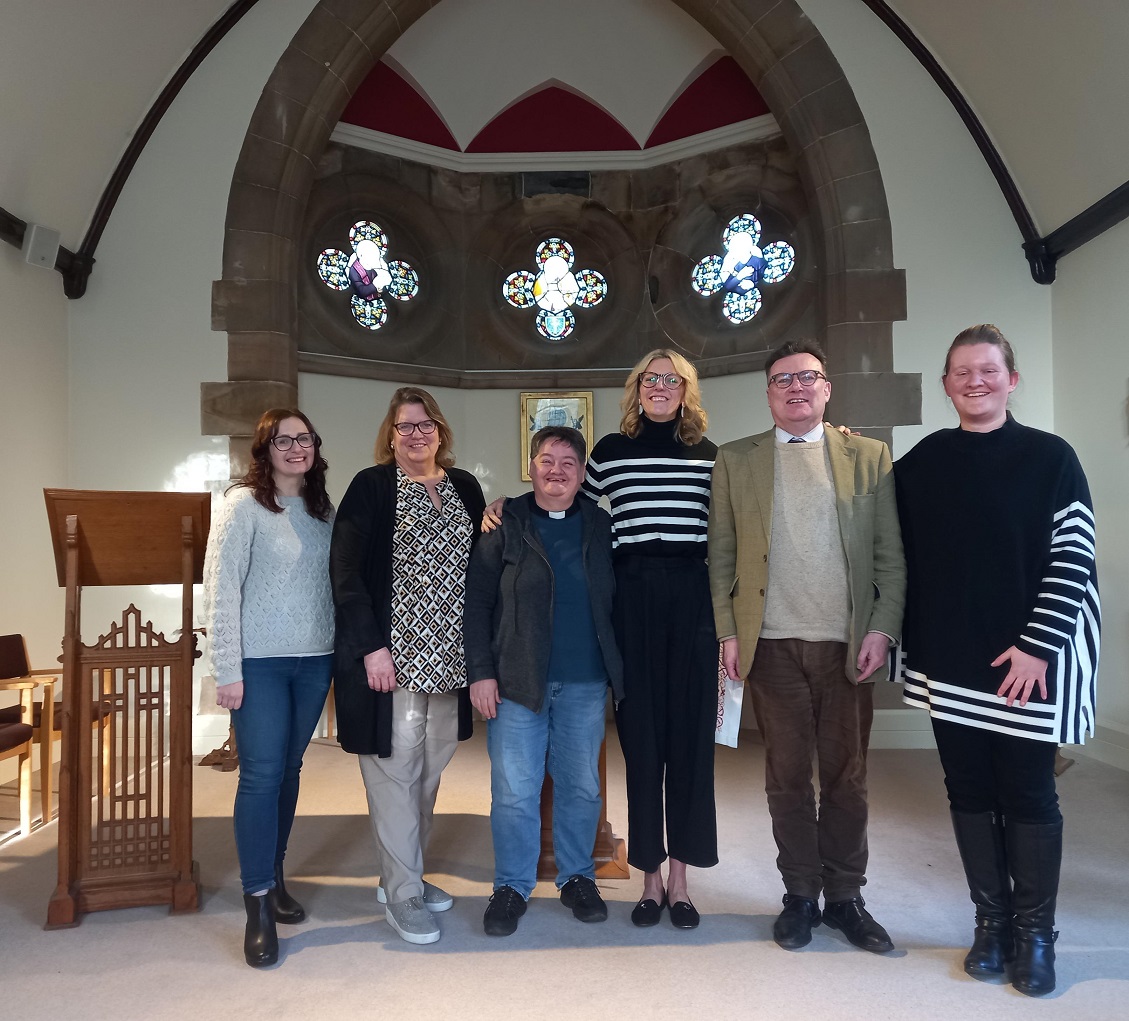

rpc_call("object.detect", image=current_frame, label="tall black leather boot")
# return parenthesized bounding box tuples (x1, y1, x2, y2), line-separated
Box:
(950, 809, 1013, 977)
(243, 892, 279, 967)
(270, 863, 306, 924)
(1006, 818, 1062, 996)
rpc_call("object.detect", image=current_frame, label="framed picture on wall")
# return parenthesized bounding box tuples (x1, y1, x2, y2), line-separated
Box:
(519, 391, 594, 481)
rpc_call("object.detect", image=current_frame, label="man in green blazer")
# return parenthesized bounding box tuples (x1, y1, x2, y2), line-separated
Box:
(708, 339, 905, 954)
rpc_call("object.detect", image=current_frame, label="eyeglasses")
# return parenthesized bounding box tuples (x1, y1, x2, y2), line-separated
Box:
(393, 419, 438, 436)
(768, 370, 828, 389)
(639, 373, 684, 389)
(270, 432, 316, 450)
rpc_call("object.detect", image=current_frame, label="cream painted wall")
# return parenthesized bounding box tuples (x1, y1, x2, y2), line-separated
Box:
(1051, 216, 1129, 767)
(0, 0, 232, 246)
(0, 249, 69, 665)
(800, 0, 1054, 456)
(889, 0, 1129, 232)
(801, 0, 1126, 749)
(4, 0, 1123, 757)
(58, 0, 316, 753)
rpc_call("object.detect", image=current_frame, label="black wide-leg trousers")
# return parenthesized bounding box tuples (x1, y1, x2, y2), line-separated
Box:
(612, 555, 719, 873)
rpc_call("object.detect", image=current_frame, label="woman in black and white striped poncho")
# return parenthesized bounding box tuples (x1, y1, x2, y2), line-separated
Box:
(894, 324, 1099, 998)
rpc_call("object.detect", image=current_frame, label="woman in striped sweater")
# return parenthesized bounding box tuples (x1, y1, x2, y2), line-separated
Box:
(584, 349, 719, 929)
(894, 325, 1100, 996)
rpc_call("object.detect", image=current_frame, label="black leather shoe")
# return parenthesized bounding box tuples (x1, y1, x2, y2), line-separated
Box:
(243, 893, 279, 967)
(631, 897, 665, 927)
(560, 875, 608, 922)
(668, 900, 700, 929)
(773, 894, 821, 949)
(823, 897, 894, 953)
(270, 864, 306, 925)
(483, 885, 527, 937)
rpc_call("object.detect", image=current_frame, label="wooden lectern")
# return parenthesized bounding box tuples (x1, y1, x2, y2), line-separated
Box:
(42, 490, 209, 929)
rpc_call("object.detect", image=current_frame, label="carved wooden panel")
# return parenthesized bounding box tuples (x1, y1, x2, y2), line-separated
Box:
(84, 609, 175, 878)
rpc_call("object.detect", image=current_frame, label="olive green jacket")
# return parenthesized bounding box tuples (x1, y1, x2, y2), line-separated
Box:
(707, 425, 905, 683)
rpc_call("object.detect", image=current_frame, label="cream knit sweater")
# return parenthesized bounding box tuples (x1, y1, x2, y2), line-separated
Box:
(202, 487, 334, 685)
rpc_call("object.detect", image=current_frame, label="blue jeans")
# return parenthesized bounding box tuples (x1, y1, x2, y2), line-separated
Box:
(487, 679, 607, 899)
(231, 655, 333, 894)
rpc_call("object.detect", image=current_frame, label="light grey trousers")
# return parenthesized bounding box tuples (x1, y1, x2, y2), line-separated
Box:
(357, 687, 460, 903)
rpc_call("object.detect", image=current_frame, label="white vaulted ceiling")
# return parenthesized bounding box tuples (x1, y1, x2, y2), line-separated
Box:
(1, 0, 1125, 248)
(884, 0, 1129, 234)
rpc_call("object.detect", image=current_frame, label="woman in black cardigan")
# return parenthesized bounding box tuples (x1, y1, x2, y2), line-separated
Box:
(331, 386, 485, 946)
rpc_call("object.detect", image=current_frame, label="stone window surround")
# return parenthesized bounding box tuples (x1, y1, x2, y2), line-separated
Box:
(205, 0, 920, 462)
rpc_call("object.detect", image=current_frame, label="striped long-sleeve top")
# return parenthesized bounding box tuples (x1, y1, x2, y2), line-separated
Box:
(583, 416, 717, 558)
(894, 415, 1099, 744)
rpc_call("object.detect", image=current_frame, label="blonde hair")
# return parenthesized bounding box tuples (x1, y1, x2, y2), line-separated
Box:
(374, 386, 456, 468)
(618, 348, 708, 444)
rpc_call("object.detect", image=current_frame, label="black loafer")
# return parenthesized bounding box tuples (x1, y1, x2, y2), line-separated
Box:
(773, 894, 821, 950)
(668, 900, 700, 929)
(631, 897, 665, 927)
(822, 897, 894, 953)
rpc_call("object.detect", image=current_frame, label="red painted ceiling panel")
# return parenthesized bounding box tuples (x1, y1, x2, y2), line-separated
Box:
(340, 62, 460, 151)
(645, 56, 770, 148)
(466, 85, 640, 153)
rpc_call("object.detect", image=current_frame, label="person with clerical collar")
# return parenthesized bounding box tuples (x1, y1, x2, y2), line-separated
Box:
(463, 426, 623, 938)
(708, 339, 906, 955)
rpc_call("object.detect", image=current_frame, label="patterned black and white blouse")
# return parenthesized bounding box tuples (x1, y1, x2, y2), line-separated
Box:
(390, 470, 474, 694)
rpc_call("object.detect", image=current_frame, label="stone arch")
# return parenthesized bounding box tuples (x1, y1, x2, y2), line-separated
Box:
(204, 0, 916, 460)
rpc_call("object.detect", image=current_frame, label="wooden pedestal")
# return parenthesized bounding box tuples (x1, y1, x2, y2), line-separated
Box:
(537, 739, 629, 881)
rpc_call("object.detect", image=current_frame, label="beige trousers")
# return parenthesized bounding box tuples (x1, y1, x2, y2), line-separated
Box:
(357, 687, 460, 903)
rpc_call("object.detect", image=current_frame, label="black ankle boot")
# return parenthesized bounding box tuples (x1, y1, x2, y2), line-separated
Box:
(1006, 817, 1062, 996)
(243, 892, 279, 967)
(950, 810, 1014, 977)
(269, 863, 306, 924)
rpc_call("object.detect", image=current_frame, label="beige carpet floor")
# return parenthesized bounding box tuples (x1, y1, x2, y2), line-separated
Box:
(2, 730, 1127, 1020)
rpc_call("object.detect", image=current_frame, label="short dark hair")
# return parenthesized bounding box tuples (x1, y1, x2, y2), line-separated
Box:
(765, 338, 828, 380)
(530, 426, 586, 463)
(944, 323, 1017, 376)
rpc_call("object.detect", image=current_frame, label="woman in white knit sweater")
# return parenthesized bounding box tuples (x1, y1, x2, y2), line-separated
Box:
(203, 408, 335, 968)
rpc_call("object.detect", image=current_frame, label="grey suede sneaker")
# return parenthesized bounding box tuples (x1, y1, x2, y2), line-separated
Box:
(378, 881, 454, 912)
(385, 895, 440, 945)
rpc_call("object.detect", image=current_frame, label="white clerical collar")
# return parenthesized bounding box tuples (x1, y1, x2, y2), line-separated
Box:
(547, 509, 566, 519)
(775, 423, 825, 444)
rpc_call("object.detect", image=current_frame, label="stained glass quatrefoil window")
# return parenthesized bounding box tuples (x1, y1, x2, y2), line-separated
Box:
(316, 220, 419, 330)
(691, 214, 795, 324)
(503, 238, 607, 341)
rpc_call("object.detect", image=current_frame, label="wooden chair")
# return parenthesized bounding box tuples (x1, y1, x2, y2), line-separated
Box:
(0, 634, 110, 825)
(0, 674, 36, 836)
